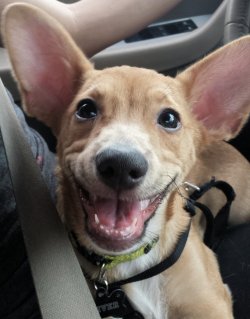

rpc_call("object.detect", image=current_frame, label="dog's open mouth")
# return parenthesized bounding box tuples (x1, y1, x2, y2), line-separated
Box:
(78, 187, 167, 251)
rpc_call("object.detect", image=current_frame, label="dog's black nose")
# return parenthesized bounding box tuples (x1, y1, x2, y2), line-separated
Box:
(96, 146, 148, 190)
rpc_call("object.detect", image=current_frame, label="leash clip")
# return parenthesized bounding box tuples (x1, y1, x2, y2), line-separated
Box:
(183, 181, 201, 192)
(94, 263, 109, 295)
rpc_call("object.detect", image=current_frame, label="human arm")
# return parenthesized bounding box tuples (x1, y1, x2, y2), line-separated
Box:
(0, 0, 181, 56)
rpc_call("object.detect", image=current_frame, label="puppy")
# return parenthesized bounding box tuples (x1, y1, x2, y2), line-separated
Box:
(3, 4, 250, 319)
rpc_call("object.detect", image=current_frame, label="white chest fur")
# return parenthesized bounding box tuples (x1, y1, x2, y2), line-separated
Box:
(122, 274, 167, 319)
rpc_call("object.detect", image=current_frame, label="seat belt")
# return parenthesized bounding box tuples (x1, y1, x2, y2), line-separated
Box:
(0, 78, 100, 319)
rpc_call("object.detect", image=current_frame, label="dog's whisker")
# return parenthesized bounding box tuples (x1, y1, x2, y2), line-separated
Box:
(164, 174, 189, 201)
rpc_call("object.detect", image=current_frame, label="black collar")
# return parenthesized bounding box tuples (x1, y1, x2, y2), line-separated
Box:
(70, 231, 159, 270)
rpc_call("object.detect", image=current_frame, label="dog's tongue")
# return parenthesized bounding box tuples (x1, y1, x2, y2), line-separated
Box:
(93, 198, 143, 229)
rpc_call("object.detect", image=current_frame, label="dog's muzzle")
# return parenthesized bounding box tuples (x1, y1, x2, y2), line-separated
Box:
(76, 146, 173, 252)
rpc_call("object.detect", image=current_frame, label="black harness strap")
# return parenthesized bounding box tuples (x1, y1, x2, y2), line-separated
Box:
(108, 219, 191, 290)
(192, 201, 215, 247)
(190, 178, 236, 249)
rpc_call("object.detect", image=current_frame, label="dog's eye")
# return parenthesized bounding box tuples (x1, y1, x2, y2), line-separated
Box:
(157, 108, 181, 131)
(75, 99, 98, 120)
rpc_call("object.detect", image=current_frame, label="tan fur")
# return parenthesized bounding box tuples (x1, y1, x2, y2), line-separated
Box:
(3, 4, 250, 318)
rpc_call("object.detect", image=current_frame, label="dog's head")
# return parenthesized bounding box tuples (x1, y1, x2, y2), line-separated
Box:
(3, 4, 250, 255)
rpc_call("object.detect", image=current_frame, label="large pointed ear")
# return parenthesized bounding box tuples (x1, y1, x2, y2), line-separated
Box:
(177, 36, 250, 141)
(2, 3, 93, 134)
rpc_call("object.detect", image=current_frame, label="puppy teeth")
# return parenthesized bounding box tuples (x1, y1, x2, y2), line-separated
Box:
(125, 226, 131, 232)
(140, 199, 150, 212)
(94, 214, 100, 225)
(104, 228, 110, 235)
(120, 230, 126, 236)
(97, 223, 135, 237)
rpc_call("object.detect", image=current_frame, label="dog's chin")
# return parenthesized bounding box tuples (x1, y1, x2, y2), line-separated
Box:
(78, 186, 167, 252)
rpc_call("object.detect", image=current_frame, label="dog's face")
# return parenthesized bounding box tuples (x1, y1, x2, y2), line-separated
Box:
(3, 4, 250, 255)
(56, 66, 201, 252)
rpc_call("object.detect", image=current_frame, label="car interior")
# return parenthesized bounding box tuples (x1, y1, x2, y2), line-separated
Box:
(0, 0, 228, 96)
(0, 0, 249, 318)
(0, 0, 249, 159)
